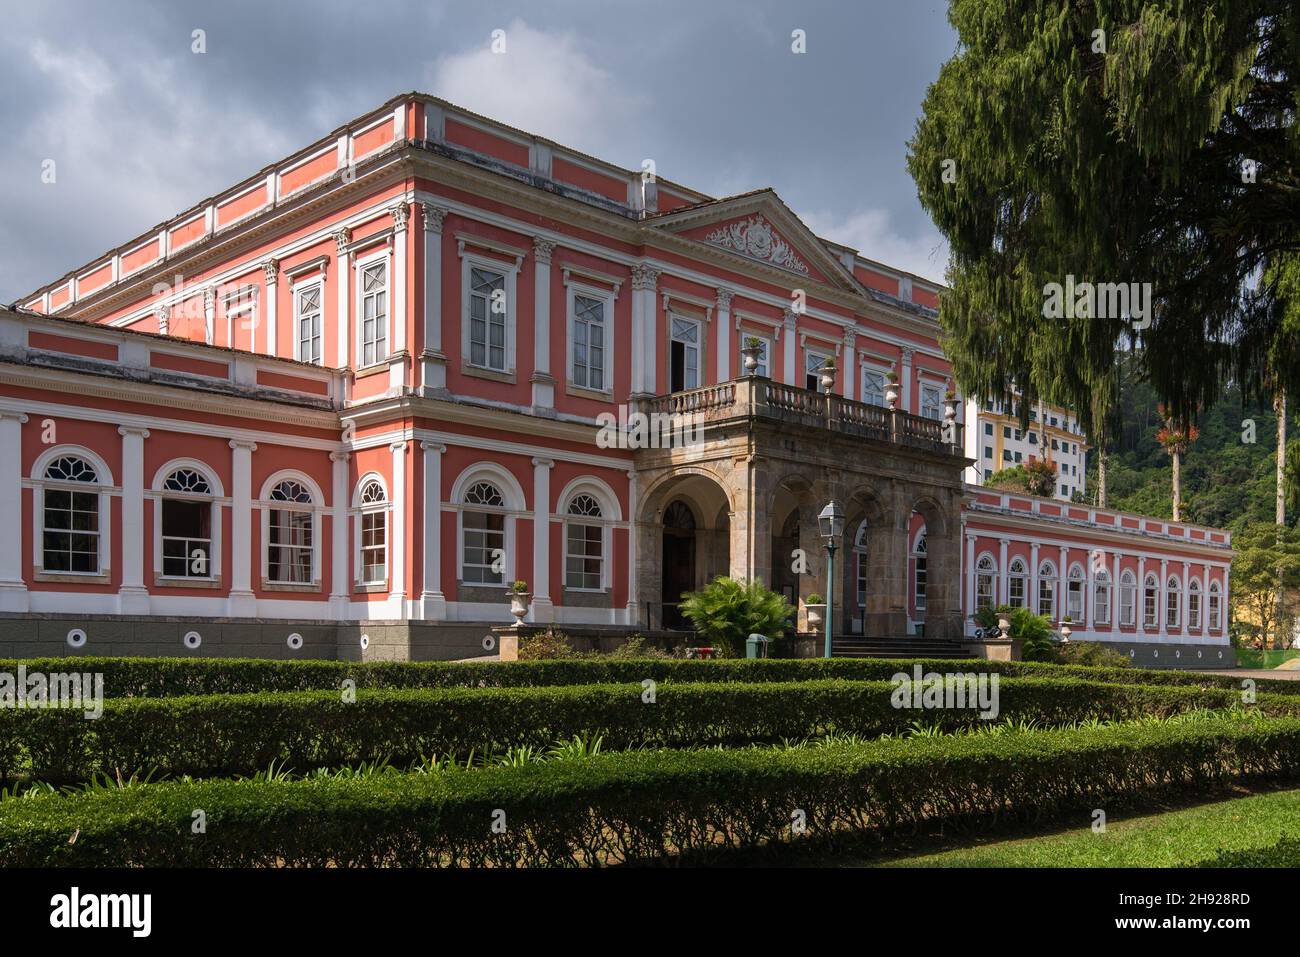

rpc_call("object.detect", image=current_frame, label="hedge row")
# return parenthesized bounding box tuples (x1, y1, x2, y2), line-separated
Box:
(2, 677, 1290, 784)
(1, 655, 1286, 698)
(4, 717, 1299, 866)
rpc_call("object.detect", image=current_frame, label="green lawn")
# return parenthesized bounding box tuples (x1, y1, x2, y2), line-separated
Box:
(1234, 648, 1300, 669)
(882, 788, 1300, 867)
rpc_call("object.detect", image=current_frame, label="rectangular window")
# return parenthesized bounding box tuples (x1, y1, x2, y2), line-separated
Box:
(806, 352, 831, 392)
(862, 369, 886, 406)
(571, 294, 607, 391)
(920, 385, 942, 420)
(1003, 426, 1011, 438)
(1067, 579, 1083, 621)
(161, 499, 211, 578)
(1121, 582, 1136, 627)
(914, 557, 927, 611)
(669, 317, 701, 391)
(1189, 590, 1201, 629)
(1009, 575, 1025, 608)
(565, 523, 604, 590)
(268, 508, 313, 584)
(983, 422, 993, 436)
(1143, 583, 1158, 628)
(1095, 581, 1111, 625)
(462, 512, 505, 584)
(984, 446, 993, 459)
(976, 572, 994, 610)
(295, 283, 323, 365)
(469, 266, 507, 371)
(360, 511, 387, 584)
(856, 553, 867, 606)
(1209, 592, 1221, 630)
(359, 261, 388, 367)
(1166, 586, 1179, 628)
(42, 488, 100, 573)
(1038, 579, 1054, 619)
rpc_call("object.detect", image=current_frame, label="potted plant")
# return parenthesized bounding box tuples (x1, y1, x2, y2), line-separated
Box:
(508, 580, 531, 624)
(885, 369, 900, 410)
(804, 593, 826, 629)
(741, 335, 763, 375)
(1059, 617, 1073, 643)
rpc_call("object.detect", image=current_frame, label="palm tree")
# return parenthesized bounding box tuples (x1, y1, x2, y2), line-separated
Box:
(1156, 408, 1198, 522)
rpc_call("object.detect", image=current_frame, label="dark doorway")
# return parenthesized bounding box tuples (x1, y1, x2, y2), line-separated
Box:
(771, 510, 799, 605)
(661, 500, 696, 629)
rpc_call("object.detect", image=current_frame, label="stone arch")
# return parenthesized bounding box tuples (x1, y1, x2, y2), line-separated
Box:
(905, 491, 962, 638)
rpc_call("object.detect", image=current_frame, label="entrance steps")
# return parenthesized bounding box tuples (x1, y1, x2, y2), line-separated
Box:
(830, 635, 975, 660)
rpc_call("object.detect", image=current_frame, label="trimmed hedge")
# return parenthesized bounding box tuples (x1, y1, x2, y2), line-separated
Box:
(2, 677, 1292, 784)
(3, 717, 1299, 866)
(1, 655, 1288, 698)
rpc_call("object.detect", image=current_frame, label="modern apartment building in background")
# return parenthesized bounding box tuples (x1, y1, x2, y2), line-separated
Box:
(964, 394, 1090, 502)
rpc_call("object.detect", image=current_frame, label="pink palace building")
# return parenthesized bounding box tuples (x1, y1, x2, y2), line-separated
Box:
(2, 92, 1233, 666)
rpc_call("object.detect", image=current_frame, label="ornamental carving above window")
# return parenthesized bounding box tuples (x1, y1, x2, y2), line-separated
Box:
(704, 216, 810, 275)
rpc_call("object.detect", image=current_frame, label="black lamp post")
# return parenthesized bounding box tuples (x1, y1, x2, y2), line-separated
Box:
(818, 501, 844, 658)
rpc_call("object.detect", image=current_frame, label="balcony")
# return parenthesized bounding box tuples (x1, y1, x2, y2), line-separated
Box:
(634, 377, 964, 457)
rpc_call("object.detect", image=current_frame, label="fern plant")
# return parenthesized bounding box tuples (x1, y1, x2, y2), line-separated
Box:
(678, 577, 793, 657)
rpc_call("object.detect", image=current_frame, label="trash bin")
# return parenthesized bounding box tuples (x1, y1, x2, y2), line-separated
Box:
(746, 634, 769, 659)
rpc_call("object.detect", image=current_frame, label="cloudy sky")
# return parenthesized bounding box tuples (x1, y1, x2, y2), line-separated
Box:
(0, 0, 957, 302)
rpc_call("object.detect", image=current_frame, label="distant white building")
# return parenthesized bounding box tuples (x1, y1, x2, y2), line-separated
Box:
(963, 394, 1089, 502)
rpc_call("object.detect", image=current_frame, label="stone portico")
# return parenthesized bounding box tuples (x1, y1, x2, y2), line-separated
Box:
(630, 376, 969, 638)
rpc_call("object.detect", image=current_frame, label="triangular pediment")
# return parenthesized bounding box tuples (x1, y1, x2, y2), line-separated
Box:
(648, 189, 864, 296)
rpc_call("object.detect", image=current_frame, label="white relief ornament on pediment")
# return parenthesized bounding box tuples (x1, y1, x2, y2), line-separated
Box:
(705, 216, 810, 276)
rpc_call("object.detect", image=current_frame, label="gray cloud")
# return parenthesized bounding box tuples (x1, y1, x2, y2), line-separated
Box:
(0, 0, 955, 300)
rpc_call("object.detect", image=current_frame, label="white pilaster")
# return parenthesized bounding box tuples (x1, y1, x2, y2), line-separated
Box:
(329, 451, 350, 618)
(1159, 557, 1168, 637)
(1058, 545, 1067, 622)
(419, 442, 447, 619)
(228, 440, 258, 616)
(842, 329, 857, 401)
(334, 228, 352, 368)
(203, 287, 215, 345)
(389, 441, 408, 611)
(900, 348, 914, 412)
(630, 264, 659, 396)
(1181, 560, 1190, 635)
(531, 457, 555, 622)
(1085, 552, 1096, 631)
(0, 413, 28, 610)
(532, 238, 557, 411)
(420, 204, 448, 394)
(390, 204, 408, 354)
(1136, 556, 1146, 639)
(1030, 542, 1040, 615)
(262, 259, 279, 356)
(1112, 553, 1121, 630)
(715, 289, 733, 381)
(965, 533, 976, 634)
(626, 468, 638, 623)
(782, 309, 798, 385)
(997, 538, 1008, 607)
(117, 426, 150, 614)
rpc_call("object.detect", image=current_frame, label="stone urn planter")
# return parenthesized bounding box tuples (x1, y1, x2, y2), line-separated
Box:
(885, 371, 900, 410)
(804, 596, 826, 631)
(997, 613, 1011, 639)
(741, 337, 763, 375)
(508, 581, 531, 625)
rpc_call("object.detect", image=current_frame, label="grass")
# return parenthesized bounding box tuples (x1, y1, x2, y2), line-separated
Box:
(1234, 648, 1300, 669)
(879, 788, 1300, 867)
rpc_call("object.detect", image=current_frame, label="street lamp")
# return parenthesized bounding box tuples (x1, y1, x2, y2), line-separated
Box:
(818, 501, 845, 658)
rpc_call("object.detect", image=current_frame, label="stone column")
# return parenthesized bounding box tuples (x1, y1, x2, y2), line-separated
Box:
(0, 413, 28, 611)
(117, 426, 150, 614)
(389, 441, 408, 612)
(420, 205, 448, 393)
(715, 289, 733, 381)
(262, 259, 279, 356)
(329, 451, 350, 618)
(333, 228, 352, 368)
(531, 458, 555, 622)
(965, 532, 977, 634)
(532, 238, 557, 412)
(419, 442, 447, 620)
(228, 439, 258, 616)
(625, 469, 639, 624)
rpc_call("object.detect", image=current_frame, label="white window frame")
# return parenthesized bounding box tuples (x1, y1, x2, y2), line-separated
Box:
(1120, 570, 1137, 627)
(1008, 557, 1028, 608)
(452, 464, 525, 588)
(861, 367, 887, 407)
(151, 459, 224, 582)
(223, 285, 258, 348)
(1188, 579, 1201, 629)
(1067, 564, 1085, 621)
(975, 554, 997, 611)
(1143, 573, 1159, 629)
(33, 448, 113, 578)
(1094, 569, 1111, 625)
(1208, 582, 1221, 631)
(294, 278, 325, 365)
(912, 532, 928, 613)
(1037, 560, 1056, 619)
(563, 493, 608, 592)
(259, 472, 322, 586)
(460, 251, 518, 375)
(353, 474, 389, 587)
(1166, 576, 1180, 629)
(920, 383, 944, 421)
(355, 251, 391, 369)
(566, 280, 615, 394)
(669, 313, 703, 391)
(805, 349, 833, 392)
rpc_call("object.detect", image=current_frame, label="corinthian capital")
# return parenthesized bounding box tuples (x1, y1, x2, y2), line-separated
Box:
(631, 263, 660, 291)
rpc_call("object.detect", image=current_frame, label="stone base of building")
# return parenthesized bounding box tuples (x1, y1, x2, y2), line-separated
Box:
(0, 613, 503, 662)
(1098, 640, 1237, 670)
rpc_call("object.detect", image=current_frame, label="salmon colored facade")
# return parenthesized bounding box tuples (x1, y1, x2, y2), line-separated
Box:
(5, 93, 1231, 664)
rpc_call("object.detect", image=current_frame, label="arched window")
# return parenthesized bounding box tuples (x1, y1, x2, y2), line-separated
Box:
(161, 467, 213, 578)
(1188, 578, 1202, 629)
(1143, 574, 1159, 629)
(1165, 576, 1181, 629)
(462, 481, 507, 585)
(975, 554, 996, 610)
(1037, 560, 1056, 619)
(1120, 570, 1137, 627)
(913, 533, 928, 613)
(40, 455, 102, 574)
(1094, 568, 1111, 625)
(564, 493, 604, 590)
(1208, 581, 1222, 631)
(267, 479, 315, 584)
(357, 479, 387, 585)
(1008, 557, 1028, 609)
(1067, 564, 1085, 622)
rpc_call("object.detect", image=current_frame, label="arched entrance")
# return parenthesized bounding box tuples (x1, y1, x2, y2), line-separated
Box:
(661, 500, 697, 628)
